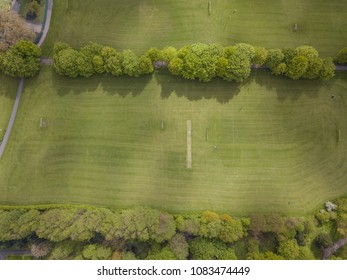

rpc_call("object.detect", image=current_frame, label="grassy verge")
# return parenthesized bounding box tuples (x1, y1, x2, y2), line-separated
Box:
(0, 75, 19, 141)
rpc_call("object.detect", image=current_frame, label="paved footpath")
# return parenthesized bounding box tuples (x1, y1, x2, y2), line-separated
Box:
(38, 0, 53, 47)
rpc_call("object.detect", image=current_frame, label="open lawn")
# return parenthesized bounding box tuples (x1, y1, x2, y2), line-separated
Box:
(0, 66, 347, 215)
(42, 0, 347, 56)
(0, 75, 19, 141)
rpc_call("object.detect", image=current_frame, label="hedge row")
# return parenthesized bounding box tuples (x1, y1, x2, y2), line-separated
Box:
(53, 42, 336, 82)
(1, 198, 347, 260)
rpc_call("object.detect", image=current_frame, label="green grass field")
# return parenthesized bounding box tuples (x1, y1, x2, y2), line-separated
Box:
(1, 0, 347, 215)
(0, 75, 19, 141)
(42, 0, 347, 56)
(1, 66, 347, 215)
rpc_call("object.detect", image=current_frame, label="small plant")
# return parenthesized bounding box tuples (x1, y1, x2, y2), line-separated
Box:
(293, 23, 298, 32)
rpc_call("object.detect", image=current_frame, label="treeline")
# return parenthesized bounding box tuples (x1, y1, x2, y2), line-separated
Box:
(0, 40, 41, 78)
(1, 199, 347, 260)
(53, 42, 336, 82)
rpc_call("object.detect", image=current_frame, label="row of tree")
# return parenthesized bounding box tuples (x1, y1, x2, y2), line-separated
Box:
(1, 200, 346, 260)
(0, 40, 41, 78)
(53, 42, 336, 81)
(335, 47, 347, 64)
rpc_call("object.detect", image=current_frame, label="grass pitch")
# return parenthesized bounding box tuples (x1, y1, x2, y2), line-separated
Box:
(42, 0, 347, 56)
(0, 75, 19, 140)
(0, 67, 347, 215)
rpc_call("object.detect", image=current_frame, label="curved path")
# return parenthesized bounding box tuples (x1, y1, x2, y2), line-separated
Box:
(38, 0, 54, 47)
(0, 0, 53, 159)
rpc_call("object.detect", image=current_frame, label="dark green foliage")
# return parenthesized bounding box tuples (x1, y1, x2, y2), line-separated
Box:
(315, 233, 333, 249)
(335, 47, 347, 64)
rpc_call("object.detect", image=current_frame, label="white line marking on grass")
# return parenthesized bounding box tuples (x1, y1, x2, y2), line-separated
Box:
(187, 120, 192, 169)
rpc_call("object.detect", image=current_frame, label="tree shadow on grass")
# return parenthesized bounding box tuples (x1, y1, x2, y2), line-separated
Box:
(154, 70, 242, 104)
(250, 70, 326, 102)
(0, 75, 21, 99)
(51, 68, 151, 97)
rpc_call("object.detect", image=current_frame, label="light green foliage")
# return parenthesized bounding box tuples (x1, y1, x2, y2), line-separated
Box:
(319, 57, 335, 80)
(118, 208, 175, 242)
(335, 47, 347, 64)
(168, 57, 183, 75)
(139, 55, 154, 74)
(278, 239, 301, 259)
(146, 246, 176, 260)
(0, 40, 41, 78)
(235, 43, 255, 61)
(15, 40, 41, 58)
(105, 53, 123, 76)
(266, 49, 285, 70)
(190, 238, 237, 260)
(122, 50, 141, 77)
(35, 209, 79, 242)
(161, 46, 178, 62)
(76, 53, 94, 77)
(92, 55, 104, 74)
(252, 251, 284, 260)
(219, 214, 247, 243)
(49, 241, 80, 260)
(252, 47, 268, 65)
(198, 211, 247, 242)
(217, 46, 251, 82)
(145, 47, 162, 63)
(285, 56, 309, 80)
(179, 43, 223, 82)
(54, 47, 79, 77)
(82, 244, 112, 260)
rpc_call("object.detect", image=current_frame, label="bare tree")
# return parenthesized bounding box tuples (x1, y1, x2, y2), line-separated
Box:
(0, 10, 35, 51)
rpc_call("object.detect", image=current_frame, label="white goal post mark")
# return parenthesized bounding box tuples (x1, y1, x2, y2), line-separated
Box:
(187, 120, 192, 169)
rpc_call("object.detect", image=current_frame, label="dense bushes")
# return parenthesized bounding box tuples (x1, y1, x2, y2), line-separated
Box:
(0, 40, 41, 78)
(1, 200, 347, 260)
(54, 42, 335, 81)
